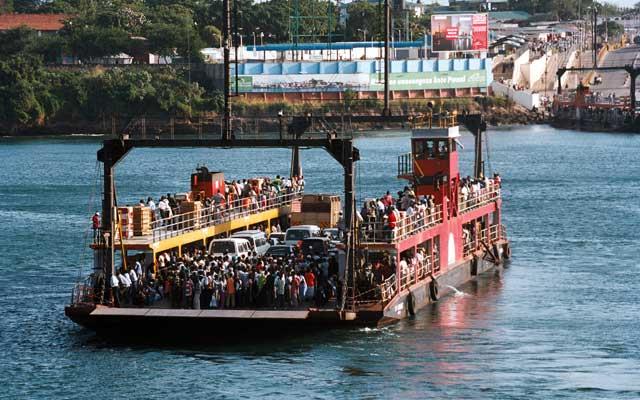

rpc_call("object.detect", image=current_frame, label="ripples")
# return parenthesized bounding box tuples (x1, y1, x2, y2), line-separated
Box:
(2, 128, 640, 398)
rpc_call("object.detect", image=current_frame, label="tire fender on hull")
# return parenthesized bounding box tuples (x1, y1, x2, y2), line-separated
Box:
(407, 291, 416, 316)
(429, 279, 439, 302)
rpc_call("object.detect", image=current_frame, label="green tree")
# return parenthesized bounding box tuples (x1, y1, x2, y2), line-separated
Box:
(66, 26, 131, 61)
(202, 25, 222, 47)
(0, 27, 37, 56)
(598, 21, 624, 38)
(0, 55, 54, 127)
(345, 1, 382, 41)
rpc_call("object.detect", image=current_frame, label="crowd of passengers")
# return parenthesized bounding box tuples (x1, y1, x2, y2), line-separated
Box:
(139, 175, 305, 225)
(358, 173, 501, 240)
(460, 173, 501, 205)
(108, 246, 342, 310)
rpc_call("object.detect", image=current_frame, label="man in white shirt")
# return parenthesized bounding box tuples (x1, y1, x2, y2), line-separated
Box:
(110, 274, 120, 307)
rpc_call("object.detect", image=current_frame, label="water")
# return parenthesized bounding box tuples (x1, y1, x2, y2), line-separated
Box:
(1, 125, 640, 399)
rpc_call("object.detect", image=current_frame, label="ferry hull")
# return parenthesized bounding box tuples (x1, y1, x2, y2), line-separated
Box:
(65, 242, 509, 341)
(381, 242, 507, 324)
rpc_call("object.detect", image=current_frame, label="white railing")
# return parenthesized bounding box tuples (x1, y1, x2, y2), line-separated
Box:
(398, 257, 434, 293)
(361, 204, 443, 243)
(379, 274, 397, 302)
(463, 224, 507, 258)
(151, 191, 302, 242)
(459, 183, 500, 213)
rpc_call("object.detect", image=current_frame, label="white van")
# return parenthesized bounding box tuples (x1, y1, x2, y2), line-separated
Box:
(230, 230, 270, 256)
(284, 225, 321, 246)
(208, 238, 252, 258)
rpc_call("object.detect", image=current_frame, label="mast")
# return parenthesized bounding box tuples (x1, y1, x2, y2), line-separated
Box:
(474, 126, 483, 178)
(383, 0, 391, 116)
(223, 0, 232, 140)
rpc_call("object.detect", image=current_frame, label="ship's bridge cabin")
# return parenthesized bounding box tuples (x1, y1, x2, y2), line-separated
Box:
(359, 123, 504, 303)
(398, 126, 461, 208)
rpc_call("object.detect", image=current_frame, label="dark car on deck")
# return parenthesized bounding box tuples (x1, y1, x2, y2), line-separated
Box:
(264, 244, 297, 258)
(300, 237, 331, 257)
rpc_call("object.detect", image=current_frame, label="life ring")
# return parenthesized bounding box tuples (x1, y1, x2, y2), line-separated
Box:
(504, 244, 512, 260)
(407, 291, 416, 316)
(429, 279, 439, 302)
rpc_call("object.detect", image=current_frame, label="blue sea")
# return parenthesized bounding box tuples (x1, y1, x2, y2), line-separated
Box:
(1, 125, 639, 399)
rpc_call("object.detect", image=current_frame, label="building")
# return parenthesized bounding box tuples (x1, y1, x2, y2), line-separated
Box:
(0, 13, 70, 36)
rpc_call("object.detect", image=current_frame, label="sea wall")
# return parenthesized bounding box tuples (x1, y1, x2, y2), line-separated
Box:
(490, 81, 541, 110)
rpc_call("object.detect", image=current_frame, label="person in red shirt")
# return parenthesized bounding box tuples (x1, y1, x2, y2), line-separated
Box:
(91, 212, 100, 241)
(225, 273, 236, 308)
(304, 269, 316, 302)
(385, 206, 398, 240)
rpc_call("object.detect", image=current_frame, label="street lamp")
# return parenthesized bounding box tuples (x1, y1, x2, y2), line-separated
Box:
(357, 28, 368, 42)
(253, 27, 261, 49)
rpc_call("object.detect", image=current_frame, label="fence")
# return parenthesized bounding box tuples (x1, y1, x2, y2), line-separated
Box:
(459, 183, 501, 213)
(151, 191, 302, 242)
(361, 204, 443, 243)
(463, 223, 507, 257)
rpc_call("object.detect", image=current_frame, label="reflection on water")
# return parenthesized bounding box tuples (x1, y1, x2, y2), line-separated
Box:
(1, 126, 640, 399)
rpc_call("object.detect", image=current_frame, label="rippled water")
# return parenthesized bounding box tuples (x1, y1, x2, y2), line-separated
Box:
(1, 125, 639, 399)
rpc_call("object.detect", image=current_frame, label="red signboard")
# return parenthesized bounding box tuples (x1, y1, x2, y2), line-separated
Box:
(471, 14, 488, 50)
(445, 27, 458, 40)
(431, 13, 488, 53)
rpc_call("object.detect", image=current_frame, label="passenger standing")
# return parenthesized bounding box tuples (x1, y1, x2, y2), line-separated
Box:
(92, 212, 100, 241)
(225, 273, 236, 308)
(183, 277, 193, 309)
(304, 269, 316, 301)
(192, 274, 201, 310)
(110, 273, 120, 307)
(275, 272, 286, 308)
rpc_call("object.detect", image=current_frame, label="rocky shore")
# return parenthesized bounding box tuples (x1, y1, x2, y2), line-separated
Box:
(1, 97, 545, 137)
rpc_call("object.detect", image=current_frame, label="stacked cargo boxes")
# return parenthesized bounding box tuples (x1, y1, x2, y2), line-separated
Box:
(117, 206, 134, 239)
(132, 206, 152, 236)
(179, 201, 202, 229)
(290, 194, 341, 228)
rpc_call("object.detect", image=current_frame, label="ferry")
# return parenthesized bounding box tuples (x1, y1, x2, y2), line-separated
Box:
(64, 112, 511, 339)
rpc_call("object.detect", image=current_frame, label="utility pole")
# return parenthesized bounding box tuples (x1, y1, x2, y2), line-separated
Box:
(592, 3, 598, 69)
(383, 0, 391, 116)
(233, 1, 240, 95)
(223, 0, 232, 140)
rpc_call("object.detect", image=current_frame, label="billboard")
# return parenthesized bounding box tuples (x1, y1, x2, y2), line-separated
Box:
(232, 70, 487, 93)
(431, 13, 488, 53)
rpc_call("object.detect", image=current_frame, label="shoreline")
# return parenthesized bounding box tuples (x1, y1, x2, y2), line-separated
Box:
(0, 121, 548, 139)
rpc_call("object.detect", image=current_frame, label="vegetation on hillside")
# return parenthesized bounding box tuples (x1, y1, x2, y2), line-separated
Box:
(0, 54, 211, 131)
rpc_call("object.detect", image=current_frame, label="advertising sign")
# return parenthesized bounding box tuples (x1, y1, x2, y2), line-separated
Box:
(431, 13, 488, 52)
(232, 70, 487, 93)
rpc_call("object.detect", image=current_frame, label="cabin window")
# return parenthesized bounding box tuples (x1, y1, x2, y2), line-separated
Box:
(414, 139, 452, 160)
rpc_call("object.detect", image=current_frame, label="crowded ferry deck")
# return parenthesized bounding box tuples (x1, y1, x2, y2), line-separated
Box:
(66, 113, 510, 336)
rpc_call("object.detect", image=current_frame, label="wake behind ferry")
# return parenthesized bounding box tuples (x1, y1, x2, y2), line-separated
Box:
(65, 112, 510, 339)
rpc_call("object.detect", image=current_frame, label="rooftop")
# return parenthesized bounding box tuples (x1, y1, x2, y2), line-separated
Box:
(489, 11, 532, 22)
(0, 13, 70, 31)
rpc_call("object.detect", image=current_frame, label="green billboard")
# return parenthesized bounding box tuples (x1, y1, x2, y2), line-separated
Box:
(369, 70, 487, 91)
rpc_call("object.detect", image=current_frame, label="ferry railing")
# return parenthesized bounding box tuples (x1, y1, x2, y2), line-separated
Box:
(150, 190, 303, 242)
(360, 205, 443, 244)
(70, 279, 95, 305)
(376, 255, 437, 303)
(409, 113, 458, 129)
(463, 224, 507, 258)
(459, 183, 501, 213)
(397, 257, 435, 293)
(379, 273, 397, 302)
(397, 152, 412, 177)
